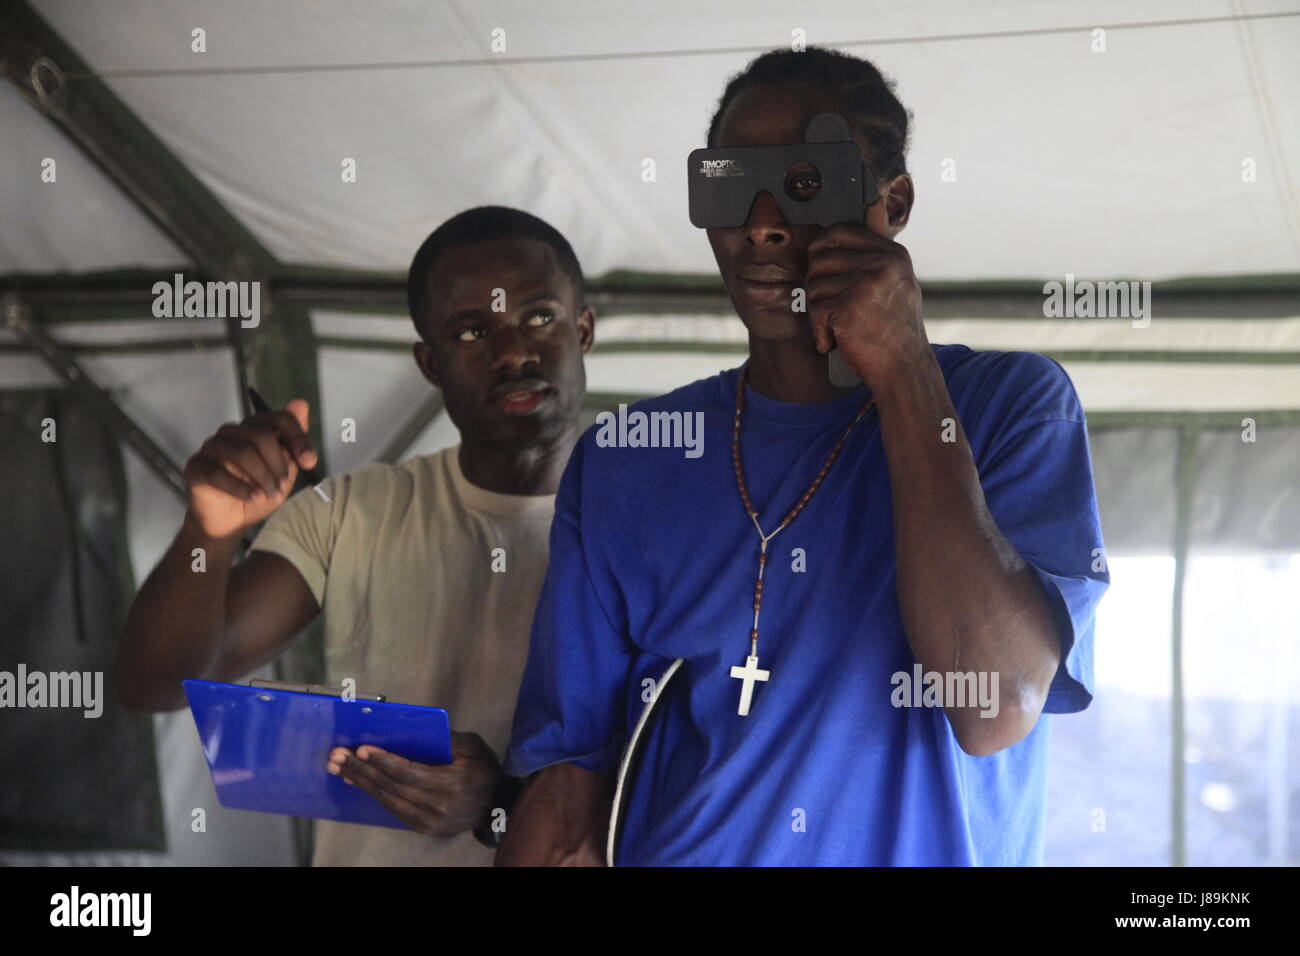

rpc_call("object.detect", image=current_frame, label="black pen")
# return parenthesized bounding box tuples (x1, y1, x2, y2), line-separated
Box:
(246, 386, 324, 486)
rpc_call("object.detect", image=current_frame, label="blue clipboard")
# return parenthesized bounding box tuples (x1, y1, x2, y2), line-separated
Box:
(183, 678, 452, 829)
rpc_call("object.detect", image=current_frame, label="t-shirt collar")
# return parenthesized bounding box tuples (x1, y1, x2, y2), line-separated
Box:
(446, 445, 557, 518)
(724, 363, 875, 426)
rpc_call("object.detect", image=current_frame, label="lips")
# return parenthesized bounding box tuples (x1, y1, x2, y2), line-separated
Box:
(739, 264, 801, 283)
(491, 381, 551, 415)
(738, 263, 803, 304)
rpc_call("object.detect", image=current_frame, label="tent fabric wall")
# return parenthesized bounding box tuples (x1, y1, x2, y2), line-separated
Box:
(0, 390, 165, 853)
(0, 328, 298, 863)
(1190, 427, 1300, 553)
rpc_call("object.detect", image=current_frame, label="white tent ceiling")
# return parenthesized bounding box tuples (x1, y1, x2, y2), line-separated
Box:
(0, 82, 184, 272)
(7, 0, 1300, 280)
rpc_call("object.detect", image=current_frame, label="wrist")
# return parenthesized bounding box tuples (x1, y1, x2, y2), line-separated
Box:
(180, 509, 245, 553)
(473, 770, 523, 850)
(870, 347, 947, 415)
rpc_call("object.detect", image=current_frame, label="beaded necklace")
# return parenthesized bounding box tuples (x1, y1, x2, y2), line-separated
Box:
(727, 365, 876, 716)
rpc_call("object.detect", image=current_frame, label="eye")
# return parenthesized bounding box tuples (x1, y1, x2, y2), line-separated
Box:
(526, 310, 556, 327)
(784, 162, 821, 202)
(455, 325, 485, 342)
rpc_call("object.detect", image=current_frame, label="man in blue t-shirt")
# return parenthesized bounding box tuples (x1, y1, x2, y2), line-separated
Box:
(498, 47, 1109, 866)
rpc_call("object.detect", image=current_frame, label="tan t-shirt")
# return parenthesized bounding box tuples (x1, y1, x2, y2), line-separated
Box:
(248, 445, 555, 866)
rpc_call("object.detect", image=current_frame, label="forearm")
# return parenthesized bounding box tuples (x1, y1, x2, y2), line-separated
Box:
(119, 511, 241, 711)
(874, 352, 1060, 753)
(495, 763, 614, 866)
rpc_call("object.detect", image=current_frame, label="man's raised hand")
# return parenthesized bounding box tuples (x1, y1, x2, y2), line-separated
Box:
(804, 223, 927, 390)
(183, 398, 318, 541)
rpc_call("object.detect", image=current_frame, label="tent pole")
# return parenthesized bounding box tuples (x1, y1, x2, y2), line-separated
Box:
(378, 392, 445, 465)
(4, 295, 188, 501)
(1169, 424, 1198, 867)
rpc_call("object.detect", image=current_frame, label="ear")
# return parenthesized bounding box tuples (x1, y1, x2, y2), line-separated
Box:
(576, 305, 596, 354)
(880, 173, 914, 237)
(412, 340, 442, 389)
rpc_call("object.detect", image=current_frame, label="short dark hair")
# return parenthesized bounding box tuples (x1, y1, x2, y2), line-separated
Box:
(706, 47, 911, 182)
(406, 206, 586, 336)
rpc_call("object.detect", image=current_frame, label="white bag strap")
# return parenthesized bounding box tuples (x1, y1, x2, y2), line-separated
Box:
(606, 657, 685, 867)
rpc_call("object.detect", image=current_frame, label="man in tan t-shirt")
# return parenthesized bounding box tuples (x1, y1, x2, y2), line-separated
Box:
(119, 206, 595, 865)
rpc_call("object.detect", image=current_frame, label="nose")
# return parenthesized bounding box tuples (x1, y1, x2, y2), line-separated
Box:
(488, 323, 541, 378)
(743, 190, 791, 246)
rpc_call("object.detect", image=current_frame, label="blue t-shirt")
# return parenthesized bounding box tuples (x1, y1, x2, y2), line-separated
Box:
(505, 344, 1108, 866)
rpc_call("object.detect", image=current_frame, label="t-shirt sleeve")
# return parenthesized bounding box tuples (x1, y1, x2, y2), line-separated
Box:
(247, 474, 347, 606)
(504, 434, 638, 777)
(970, 352, 1109, 714)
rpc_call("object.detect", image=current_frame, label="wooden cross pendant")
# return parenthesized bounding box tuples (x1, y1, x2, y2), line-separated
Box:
(729, 654, 770, 717)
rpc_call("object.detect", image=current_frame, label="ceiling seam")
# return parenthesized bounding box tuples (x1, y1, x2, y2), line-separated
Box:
(1233, 0, 1300, 266)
